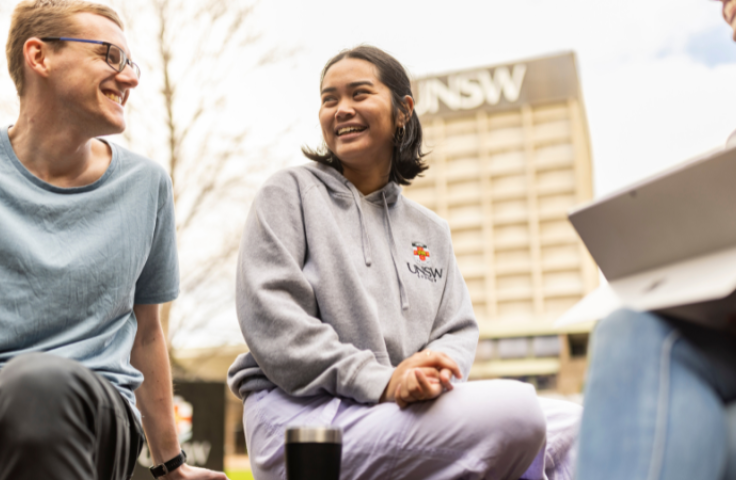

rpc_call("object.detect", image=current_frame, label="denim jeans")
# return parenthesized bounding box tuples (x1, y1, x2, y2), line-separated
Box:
(576, 309, 736, 480)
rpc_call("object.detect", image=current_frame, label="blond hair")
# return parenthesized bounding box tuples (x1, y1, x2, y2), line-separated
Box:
(6, 0, 124, 97)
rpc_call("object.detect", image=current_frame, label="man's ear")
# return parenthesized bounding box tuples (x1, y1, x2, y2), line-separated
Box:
(23, 38, 53, 81)
(399, 95, 415, 126)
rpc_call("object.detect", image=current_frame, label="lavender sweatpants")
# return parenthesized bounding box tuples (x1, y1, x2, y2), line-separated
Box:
(243, 380, 581, 480)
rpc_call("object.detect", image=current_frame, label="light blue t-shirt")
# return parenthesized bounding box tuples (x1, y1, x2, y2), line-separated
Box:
(0, 126, 179, 414)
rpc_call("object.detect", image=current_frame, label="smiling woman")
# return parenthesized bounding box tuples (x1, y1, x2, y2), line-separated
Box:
(228, 45, 583, 480)
(302, 46, 427, 194)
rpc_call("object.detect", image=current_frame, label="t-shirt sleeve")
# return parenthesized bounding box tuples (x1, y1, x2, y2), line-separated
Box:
(134, 175, 180, 304)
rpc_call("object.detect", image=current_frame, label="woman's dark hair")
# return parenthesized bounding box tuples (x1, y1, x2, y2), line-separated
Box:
(302, 45, 428, 185)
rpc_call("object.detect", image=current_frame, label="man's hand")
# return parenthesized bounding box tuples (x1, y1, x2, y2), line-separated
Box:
(380, 350, 462, 407)
(165, 464, 229, 479)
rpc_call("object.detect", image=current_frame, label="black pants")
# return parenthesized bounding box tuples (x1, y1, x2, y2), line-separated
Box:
(0, 353, 144, 480)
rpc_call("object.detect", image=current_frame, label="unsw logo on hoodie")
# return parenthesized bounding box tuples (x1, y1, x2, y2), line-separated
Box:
(407, 241, 444, 283)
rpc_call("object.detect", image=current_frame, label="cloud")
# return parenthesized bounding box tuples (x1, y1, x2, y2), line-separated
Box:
(683, 26, 736, 67)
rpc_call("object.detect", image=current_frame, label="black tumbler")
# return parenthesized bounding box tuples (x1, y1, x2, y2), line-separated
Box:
(285, 426, 342, 480)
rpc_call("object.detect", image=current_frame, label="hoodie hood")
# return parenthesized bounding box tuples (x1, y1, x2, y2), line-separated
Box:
(304, 162, 402, 207)
(304, 162, 407, 308)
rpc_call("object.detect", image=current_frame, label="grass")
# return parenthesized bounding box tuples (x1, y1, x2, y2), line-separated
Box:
(225, 470, 255, 480)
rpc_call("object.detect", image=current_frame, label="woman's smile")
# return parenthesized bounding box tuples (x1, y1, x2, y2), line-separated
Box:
(335, 123, 368, 139)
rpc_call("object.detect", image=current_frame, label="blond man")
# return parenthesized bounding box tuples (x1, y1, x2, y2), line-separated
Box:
(0, 2, 228, 479)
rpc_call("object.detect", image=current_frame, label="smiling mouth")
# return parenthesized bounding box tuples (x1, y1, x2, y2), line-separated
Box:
(104, 91, 123, 105)
(336, 126, 366, 136)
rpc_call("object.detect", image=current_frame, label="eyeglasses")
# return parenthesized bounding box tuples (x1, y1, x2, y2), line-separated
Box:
(40, 37, 141, 79)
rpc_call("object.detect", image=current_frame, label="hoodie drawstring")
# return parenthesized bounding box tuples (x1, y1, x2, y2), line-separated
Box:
(383, 191, 410, 310)
(348, 185, 372, 267)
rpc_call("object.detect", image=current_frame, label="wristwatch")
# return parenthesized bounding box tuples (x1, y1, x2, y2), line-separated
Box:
(150, 450, 187, 478)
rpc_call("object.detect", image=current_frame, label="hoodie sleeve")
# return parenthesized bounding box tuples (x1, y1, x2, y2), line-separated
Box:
(230, 172, 393, 403)
(423, 223, 480, 381)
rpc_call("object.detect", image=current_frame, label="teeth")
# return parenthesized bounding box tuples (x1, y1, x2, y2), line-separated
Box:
(105, 92, 122, 104)
(337, 126, 365, 136)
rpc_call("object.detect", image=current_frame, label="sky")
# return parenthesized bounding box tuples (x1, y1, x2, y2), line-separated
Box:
(1, 0, 735, 348)
(241, 0, 736, 198)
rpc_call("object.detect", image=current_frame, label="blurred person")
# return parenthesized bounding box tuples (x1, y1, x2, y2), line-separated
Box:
(228, 45, 581, 480)
(575, 2, 736, 479)
(0, 1, 228, 479)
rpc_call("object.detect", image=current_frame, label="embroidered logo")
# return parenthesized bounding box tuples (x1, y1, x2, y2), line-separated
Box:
(408, 241, 443, 283)
(412, 242, 430, 263)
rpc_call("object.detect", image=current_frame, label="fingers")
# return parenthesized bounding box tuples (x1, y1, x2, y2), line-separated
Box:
(415, 368, 442, 399)
(439, 368, 454, 391)
(414, 350, 463, 380)
(395, 384, 407, 408)
(390, 352, 463, 409)
(394, 368, 446, 409)
(400, 369, 424, 403)
(418, 367, 441, 384)
(175, 464, 231, 479)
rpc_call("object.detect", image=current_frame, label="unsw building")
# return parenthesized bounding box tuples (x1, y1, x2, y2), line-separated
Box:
(405, 51, 598, 394)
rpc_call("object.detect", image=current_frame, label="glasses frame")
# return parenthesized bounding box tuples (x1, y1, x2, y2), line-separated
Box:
(40, 37, 141, 79)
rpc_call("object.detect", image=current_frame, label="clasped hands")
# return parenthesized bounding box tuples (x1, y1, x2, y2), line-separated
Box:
(380, 350, 462, 408)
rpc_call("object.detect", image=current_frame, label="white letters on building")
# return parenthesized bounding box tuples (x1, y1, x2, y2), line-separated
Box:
(415, 64, 527, 115)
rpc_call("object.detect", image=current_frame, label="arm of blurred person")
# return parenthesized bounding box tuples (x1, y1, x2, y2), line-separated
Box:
(131, 304, 229, 480)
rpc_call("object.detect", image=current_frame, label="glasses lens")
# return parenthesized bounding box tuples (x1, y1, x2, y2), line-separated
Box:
(131, 62, 141, 79)
(107, 45, 123, 71)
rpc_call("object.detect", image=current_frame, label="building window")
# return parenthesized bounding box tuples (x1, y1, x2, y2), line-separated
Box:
(568, 333, 589, 358)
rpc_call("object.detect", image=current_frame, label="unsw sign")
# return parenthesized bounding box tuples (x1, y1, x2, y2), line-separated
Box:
(415, 64, 527, 115)
(412, 52, 580, 119)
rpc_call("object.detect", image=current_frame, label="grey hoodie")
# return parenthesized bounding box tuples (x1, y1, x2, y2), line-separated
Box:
(227, 163, 479, 404)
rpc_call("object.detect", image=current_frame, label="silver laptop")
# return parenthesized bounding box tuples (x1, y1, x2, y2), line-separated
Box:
(557, 145, 736, 329)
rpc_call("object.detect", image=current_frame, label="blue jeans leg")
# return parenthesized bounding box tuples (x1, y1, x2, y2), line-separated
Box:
(576, 309, 736, 480)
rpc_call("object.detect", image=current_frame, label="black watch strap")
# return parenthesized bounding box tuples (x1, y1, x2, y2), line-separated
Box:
(149, 450, 187, 478)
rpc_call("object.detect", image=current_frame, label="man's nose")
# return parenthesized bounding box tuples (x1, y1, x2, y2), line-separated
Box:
(117, 65, 139, 89)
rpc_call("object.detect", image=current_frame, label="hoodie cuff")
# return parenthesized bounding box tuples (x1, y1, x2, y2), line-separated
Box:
(347, 361, 394, 404)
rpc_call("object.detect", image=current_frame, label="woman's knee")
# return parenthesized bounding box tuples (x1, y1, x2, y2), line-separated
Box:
(501, 382, 546, 452)
(461, 380, 546, 453)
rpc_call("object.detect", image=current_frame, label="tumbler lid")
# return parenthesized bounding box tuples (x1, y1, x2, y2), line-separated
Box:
(285, 426, 342, 444)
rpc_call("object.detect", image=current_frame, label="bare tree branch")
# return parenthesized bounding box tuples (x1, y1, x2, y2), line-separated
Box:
(103, 0, 295, 365)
